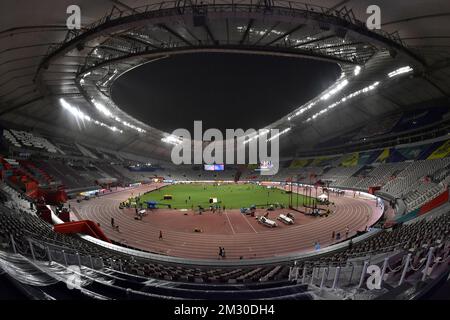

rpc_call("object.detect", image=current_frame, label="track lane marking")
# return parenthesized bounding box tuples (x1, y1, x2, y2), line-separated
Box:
(240, 213, 258, 233)
(224, 212, 236, 234)
(75, 184, 377, 258)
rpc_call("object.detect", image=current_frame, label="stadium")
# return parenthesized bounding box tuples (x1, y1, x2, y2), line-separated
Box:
(0, 0, 449, 305)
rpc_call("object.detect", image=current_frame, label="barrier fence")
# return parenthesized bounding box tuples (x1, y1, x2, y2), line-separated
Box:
(1, 232, 447, 296)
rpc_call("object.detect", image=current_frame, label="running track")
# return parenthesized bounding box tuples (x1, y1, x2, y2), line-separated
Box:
(70, 184, 382, 260)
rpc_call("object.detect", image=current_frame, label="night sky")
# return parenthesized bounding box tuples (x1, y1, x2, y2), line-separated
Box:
(111, 53, 341, 134)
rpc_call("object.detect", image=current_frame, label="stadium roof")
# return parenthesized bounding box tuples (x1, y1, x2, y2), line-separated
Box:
(1, 0, 449, 160)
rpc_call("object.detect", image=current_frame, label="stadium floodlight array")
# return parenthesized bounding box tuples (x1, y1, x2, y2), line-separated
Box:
(93, 100, 113, 117)
(101, 69, 118, 87)
(305, 81, 380, 122)
(80, 71, 146, 134)
(243, 129, 270, 145)
(388, 66, 413, 78)
(290, 65, 408, 125)
(291, 36, 317, 46)
(288, 102, 316, 121)
(93, 121, 123, 133)
(161, 134, 183, 145)
(60, 98, 92, 122)
(267, 127, 291, 142)
(59, 98, 123, 133)
(121, 120, 146, 133)
(288, 73, 347, 122)
(91, 99, 146, 133)
(320, 79, 349, 100)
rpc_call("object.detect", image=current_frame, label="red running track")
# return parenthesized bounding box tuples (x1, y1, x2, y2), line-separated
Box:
(70, 184, 382, 260)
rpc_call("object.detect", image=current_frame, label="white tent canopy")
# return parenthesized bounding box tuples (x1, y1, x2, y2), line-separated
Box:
(318, 194, 328, 200)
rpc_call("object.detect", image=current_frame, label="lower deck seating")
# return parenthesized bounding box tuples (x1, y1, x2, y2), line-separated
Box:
(0, 192, 448, 285)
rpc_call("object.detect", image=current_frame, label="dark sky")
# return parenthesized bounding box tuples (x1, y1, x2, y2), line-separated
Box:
(111, 53, 341, 134)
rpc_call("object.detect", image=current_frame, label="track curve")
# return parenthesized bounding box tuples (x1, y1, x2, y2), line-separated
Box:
(70, 184, 382, 260)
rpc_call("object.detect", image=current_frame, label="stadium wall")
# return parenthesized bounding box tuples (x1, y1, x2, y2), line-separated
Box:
(394, 188, 449, 224)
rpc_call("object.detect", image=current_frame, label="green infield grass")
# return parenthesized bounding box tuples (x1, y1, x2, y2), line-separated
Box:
(138, 183, 312, 209)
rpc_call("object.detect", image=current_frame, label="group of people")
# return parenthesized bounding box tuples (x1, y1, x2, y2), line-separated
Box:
(310, 207, 332, 217)
(196, 204, 224, 214)
(208, 204, 222, 213)
(119, 193, 144, 210)
(311, 226, 352, 251)
(327, 189, 345, 197)
(331, 226, 350, 241)
(311, 208, 321, 216)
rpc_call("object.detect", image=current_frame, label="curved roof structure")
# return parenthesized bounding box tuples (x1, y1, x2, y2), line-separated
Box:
(1, 0, 449, 160)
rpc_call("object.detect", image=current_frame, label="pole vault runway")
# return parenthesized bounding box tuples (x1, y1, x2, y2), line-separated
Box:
(70, 184, 383, 260)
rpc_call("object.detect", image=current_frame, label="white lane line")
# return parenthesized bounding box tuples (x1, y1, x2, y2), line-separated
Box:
(224, 212, 236, 234)
(240, 213, 258, 233)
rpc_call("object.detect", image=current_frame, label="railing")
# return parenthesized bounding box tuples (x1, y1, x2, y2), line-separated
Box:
(2, 228, 448, 298)
(0, 240, 178, 300)
(5, 233, 106, 271)
(289, 244, 449, 296)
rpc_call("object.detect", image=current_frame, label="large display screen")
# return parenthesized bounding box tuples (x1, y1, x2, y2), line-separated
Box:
(204, 164, 224, 171)
(254, 160, 274, 172)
